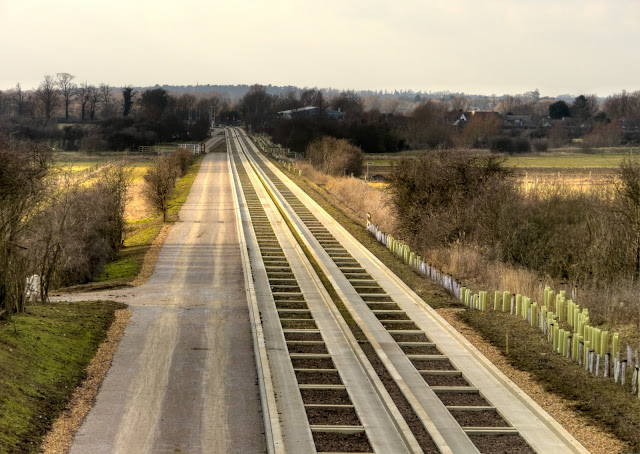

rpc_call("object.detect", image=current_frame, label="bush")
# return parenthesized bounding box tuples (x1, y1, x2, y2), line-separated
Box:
(306, 137, 363, 177)
(388, 151, 514, 249)
(532, 139, 549, 152)
(170, 148, 194, 176)
(489, 135, 514, 152)
(489, 136, 532, 154)
(513, 137, 531, 153)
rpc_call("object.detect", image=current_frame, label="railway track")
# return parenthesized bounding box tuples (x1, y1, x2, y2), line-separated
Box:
(227, 128, 588, 454)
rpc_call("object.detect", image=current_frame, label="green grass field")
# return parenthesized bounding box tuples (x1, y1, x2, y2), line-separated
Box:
(505, 149, 640, 168)
(363, 147, 640, 169)
(0, 301, 124, 453)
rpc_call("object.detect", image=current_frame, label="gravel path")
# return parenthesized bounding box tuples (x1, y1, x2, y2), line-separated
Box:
(49, 151, 266, 454)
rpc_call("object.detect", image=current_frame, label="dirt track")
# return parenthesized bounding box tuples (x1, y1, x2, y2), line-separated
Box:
(60, 150, 266, 453)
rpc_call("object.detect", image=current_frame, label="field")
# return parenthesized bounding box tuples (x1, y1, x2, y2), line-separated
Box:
(53, 152, 157, 220)
(52, 148, 208, 285)
(362, 148, 640, 194)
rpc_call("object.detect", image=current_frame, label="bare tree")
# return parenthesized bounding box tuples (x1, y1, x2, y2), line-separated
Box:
(603, 91, 640, 127)
(99, 83, 119, 118)
(98, 163, 133, 250)
(306, 137, 362, 176)
(88, 85, 100, 120)
(0, 135, 51, 315)
(330, 90, 364, 119)
(9, 83, 27, 116)
(34, 75, 60, 125)
(77, 82, 91, 121)
(450, 95, 471, 112)
(143, 155, 178, 222)
(496, 95, 523, 115)
(56, 73, 76, 120)
(300, 88, 325, 108)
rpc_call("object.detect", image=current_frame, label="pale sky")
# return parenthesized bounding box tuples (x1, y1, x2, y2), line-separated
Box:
(1, 0, 639, 97)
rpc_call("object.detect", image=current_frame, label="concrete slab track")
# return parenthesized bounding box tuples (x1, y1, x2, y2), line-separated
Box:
(240, 129, 589, 454)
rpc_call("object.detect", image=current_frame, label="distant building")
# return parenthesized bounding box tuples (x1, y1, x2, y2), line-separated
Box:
(277, 106, 346, 122)
(444, 110, 502, 126)
(504, 115, 534, 128)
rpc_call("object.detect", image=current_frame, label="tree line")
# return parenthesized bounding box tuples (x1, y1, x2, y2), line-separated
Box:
(0, 134, 132, 316)
(0, 74, 239, 151)
(236, 84, 640, 155)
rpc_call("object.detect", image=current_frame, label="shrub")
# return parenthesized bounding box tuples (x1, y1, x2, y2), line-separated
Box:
(532, 139, 549, 152)
(170, 148, 194, 176)
(489, 135, 514, 152)
(388, 151, 515, 249)
(306, 137, 363, 177)
(513, 137, 531, 153)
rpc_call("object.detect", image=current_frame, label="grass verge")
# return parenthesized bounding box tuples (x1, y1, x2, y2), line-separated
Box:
(95, 154, 205, 284)
(0, 301, 125, 453)
(458, 310, 640, 451)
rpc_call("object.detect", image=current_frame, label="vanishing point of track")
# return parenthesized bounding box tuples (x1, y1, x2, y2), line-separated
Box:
(227, 128, 588, 454)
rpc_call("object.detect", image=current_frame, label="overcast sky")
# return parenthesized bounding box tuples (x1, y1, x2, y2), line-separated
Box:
(1, 0, 639, 97)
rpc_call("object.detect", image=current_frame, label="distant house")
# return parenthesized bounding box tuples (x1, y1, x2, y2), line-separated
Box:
(444, 110, 502, 126)
(504, 115, 533, 128)
(277, 106, 346, 122)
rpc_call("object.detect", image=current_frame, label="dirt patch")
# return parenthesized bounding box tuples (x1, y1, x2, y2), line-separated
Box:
(423, 374, 469, 387)
(39, 308, 132, 454)
(437, 392, 489, 407)
(380, 320, 419, 330)
(280, 320, 317, 330)
(279, 312, 313, 320)
(390, 332, 431, 343)
(292, 358, 335, 370)
(411, 359, 456, 371)
(312, 432, 372, 453)
(287, 343, 328, 354)
(449, 409, 508, 427)
(469, 434, 535, 453)
(284, 333, 322, 342)
(295, 371, 342, 385)
(400, 345, 441, 355)
(375, 312, 411, 320)
(276, 301, 309, 310)
(305, 407, 360, 425)
(300, 388, 350, 405)
(366, 303, 400, 310)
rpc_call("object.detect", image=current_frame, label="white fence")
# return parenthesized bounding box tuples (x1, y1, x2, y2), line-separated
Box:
(366, 216, 640, 399)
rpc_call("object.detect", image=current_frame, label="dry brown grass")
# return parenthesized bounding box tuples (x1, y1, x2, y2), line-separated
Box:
(517, 168, 615, 197)
(296, 160, 640, 345)
(297, 161, 396, 233)
(124, 180, 151, 221)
